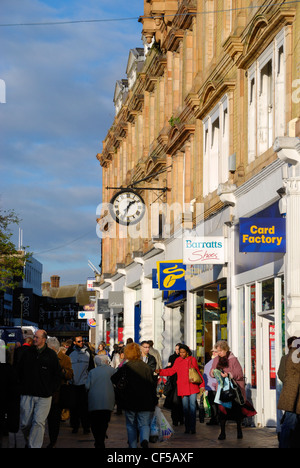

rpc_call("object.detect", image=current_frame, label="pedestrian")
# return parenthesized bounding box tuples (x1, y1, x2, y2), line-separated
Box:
(0, 354, 20, 448)
(67, 334, 95, 434)
(85, 355, 116, 448)
(13, 337, 33, 366)
(111, 342, 158, 448)
(16, 329, 61, 448)
(114, 346, 126, 415)
(97, 341, 111, 362)
(140, 340, 157, 372)
(210, 340, 246, 440)
(158, 344, 204, 434)
(163, 343, 184, 427)
(278, 337, 300, 448)
(46, 336, 74, 448)
(277, 336, 297, 441)
(203, 347, 219, 426)
(148, 340, 162, 370)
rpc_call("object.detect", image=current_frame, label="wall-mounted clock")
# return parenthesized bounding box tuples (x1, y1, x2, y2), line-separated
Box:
(109, 189, 146, 226)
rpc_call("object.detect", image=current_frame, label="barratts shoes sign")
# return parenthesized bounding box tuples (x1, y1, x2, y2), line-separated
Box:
(183, 237, 226, 265)
(239, 218, 286, 253)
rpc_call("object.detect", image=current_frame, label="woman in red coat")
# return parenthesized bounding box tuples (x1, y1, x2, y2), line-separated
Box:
(159, 344, 204, 434)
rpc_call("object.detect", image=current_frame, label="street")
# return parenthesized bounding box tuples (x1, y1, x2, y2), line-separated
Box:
(4, 404, 278, 450)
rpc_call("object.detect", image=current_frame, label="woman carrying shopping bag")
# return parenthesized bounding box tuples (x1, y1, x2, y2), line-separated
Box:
(158, 344, 204, 434)
(210, 340, 247, 441)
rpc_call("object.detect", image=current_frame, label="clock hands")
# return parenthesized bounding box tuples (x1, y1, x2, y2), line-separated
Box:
(120, 200, 136, 221)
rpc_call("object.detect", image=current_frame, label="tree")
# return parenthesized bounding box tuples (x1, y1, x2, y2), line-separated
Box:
(0, 209, 31, 292)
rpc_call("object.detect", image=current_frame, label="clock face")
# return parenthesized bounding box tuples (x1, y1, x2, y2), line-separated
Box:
(109, 190, 146, 225)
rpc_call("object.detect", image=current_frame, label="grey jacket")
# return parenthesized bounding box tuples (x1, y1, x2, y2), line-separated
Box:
(85, 365, 116, 412)
(68, 346, 94, 386)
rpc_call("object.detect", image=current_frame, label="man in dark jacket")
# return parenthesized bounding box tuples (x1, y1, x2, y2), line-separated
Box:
(140, 341, 157, 372)
(16, 329, 61, 448)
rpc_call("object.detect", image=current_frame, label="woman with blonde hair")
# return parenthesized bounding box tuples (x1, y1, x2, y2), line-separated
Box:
(210, 340, 246, 440)
(111, 342, 158, 448)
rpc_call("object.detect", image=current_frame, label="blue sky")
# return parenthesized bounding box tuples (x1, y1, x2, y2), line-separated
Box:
(0, 0, 143, 285)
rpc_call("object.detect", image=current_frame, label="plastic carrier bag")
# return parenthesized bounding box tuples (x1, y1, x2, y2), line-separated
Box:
(153, 406, 174, 442)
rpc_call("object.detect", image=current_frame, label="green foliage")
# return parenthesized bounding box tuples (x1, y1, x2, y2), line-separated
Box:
(0, 209, 31, 292)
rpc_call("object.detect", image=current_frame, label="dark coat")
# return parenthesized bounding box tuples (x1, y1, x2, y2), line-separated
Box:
(16, 345, 61, 398)
(111, 359, 158, 412)
(144, 353, 157, 372)
(278, 347, 300, 414)
(0, 364, 20, 433)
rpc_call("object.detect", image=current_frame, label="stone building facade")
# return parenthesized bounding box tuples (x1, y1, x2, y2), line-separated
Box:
(96, 0, 300, 427)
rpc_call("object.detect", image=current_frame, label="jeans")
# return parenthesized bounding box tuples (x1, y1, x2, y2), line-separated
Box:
(279, 411, 298, 448)
(182, 393, 197, 432)
(20, 395, 52, 448)
(125, 410, 152, 448)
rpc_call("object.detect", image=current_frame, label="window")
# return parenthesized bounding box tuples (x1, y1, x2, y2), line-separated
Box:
(203, 96, 229, 197)
(247, 30, 286, 162)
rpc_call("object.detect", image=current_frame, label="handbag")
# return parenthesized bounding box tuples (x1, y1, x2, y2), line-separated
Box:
(116, 366, 128, 391)
(230, 377, 245, 406)
(163, 378, 173, 397)
(188, 362, 203, 385)
(220, 383, 236, 403)
(220, 376, 245, 405)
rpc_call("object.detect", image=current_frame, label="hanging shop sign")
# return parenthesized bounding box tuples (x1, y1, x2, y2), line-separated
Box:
(87, 318, 97, 328)
(157, 260, 186, 291)
(239, 218, 286, 253)
(78, 311, 95, 319)
(87, 277, 95, 291)
(183, 237, 226, 265)
(108, 291, 124, 309)
(97, 299, 110, 315)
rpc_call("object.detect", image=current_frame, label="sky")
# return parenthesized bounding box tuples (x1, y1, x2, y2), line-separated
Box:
(0, 0, 143, 286)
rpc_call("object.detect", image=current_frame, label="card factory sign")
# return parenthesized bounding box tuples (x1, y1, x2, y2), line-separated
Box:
(183, 237, 226, 265)
(239, 218, 286, 253)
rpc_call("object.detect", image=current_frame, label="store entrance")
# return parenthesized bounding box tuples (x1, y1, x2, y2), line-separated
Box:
(196, 281, 227, 368)
(258, 311, 277, 427)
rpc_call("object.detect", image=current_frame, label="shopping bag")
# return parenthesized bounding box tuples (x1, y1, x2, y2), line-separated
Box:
(203, 393, 211, 418)
(150, 410, 159, 443)
(154, 406, 174, 441)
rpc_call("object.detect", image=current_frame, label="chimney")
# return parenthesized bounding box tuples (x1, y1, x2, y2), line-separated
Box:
(50, 275, 60, 288)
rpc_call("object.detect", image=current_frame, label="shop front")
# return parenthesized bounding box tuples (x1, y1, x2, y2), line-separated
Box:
(234, 202, 286, 427)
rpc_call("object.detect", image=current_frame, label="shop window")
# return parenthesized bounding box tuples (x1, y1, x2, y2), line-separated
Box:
(247, 29, 285, 162)
(203, 96, 229, 197)
(262, 278, 274, 311)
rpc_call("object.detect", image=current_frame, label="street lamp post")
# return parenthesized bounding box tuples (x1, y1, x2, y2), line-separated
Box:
(19, 293, 25, 328)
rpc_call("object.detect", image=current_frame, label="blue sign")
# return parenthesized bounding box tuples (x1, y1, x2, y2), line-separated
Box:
(152, 269, 158, 289)
(157, 261, 186, 291)
(240, 218, 286, 253)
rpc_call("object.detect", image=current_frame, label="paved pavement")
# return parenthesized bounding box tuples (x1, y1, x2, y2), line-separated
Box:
(4, 403, 279, 450)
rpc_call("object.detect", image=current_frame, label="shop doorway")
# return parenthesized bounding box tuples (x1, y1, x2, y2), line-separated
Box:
(245, 277, 284, 427)
(196, 281, 226, 367)
(257, 311, 277, 427)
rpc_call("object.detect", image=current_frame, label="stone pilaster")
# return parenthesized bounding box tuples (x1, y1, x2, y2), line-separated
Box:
(140, 277, 154, 341)
(284, 176, 300, 337)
